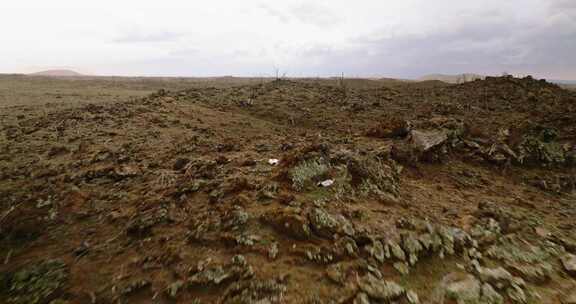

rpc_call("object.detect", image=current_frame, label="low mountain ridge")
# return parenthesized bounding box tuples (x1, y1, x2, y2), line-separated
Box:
(30, 69, 84, 76)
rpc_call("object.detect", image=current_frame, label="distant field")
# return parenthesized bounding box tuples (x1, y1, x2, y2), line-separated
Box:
(560, 84, 576, 91)
(0, 74, 420, 108)
(0, 75, 271, 107)
(1, 74, 571, 109)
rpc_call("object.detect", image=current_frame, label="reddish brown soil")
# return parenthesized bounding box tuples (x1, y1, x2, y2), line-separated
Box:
(0, 76, 575, 303)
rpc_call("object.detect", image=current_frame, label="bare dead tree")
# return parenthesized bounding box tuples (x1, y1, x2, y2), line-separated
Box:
(338, 72, 347, 98)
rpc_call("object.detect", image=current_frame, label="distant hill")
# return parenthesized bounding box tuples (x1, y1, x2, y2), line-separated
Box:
(549, 79, 576, 85)
(419, 73, 485, 83)
(30, 69, 84, 77)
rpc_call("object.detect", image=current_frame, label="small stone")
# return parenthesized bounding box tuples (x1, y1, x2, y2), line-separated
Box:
(406, 290, 420, 304)
(477, 266, 514, 290)
(325, 263, 345, 285)
(437, 273, 481, 303)
(388, 240, 406, 261)
(561, 254, 576, 276)
(418, 233, 433, 250)
(166, 280, 185, 298)
(365, 264, 383, 279)
(402, 234, 423, 265)
(73, 241, 90, 257)
(430, 232, 444, 251)
(227, 208, 250, 230)
(366, 239, 386, 263)
(305, 246, 334, 264)
(357, 274, 405, 300)
(534, 227, 551, 238)
(562, 291, 576, 304)
(466, 247, 483, 263)
(353, 292, 371, 304)
(232, 255, 247, 266)
(438, 229, 457, 256)
(173, 158, 190, 171)
(507, 284, 527, 303)
(268, 242, 279, 260)
(509, 263, 552, 284)
(234, 233, 258, 246)
(342, 237, 358, 256)
(393, 262, 410, 276)
(481, 283, 504, 304)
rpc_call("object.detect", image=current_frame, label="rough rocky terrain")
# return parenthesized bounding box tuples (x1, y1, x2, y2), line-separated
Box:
(1, 75, 575, 303)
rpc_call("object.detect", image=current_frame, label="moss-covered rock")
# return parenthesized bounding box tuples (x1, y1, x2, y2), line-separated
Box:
(517, 136, 566, 166)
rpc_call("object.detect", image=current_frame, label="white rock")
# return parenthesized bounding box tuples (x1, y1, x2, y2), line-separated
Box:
(318, 179, 334, 187)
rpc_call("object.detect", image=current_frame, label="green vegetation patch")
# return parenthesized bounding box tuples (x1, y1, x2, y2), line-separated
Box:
(1, 259, 68, 304)
(290, 158, 330, 191)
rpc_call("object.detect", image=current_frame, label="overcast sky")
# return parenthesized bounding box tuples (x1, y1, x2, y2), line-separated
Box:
(1, 0, 575, 79)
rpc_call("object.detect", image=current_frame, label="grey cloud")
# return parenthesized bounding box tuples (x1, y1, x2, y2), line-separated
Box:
(260, 3, 342, 27)
(291, 4, 576, 79)
(550, 0, 576, 12)
(111, 1, 575, 79)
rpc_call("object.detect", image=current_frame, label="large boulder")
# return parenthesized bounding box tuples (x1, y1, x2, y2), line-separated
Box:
(410, 130, 449, 152)
(392, 129, 449, 163)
